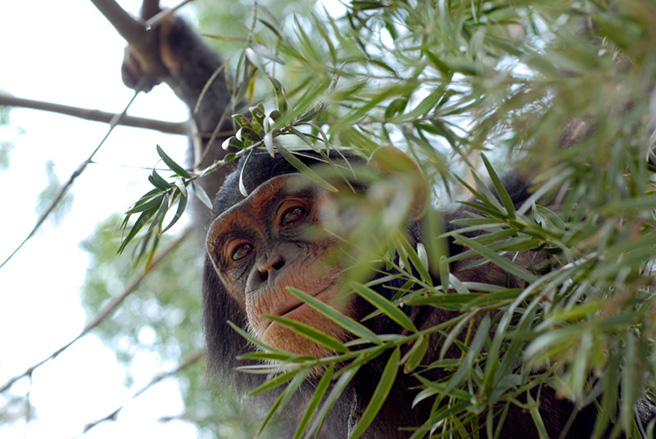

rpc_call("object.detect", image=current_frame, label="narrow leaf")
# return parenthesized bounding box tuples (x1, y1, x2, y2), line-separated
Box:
(454, 234, 538, 283)
(403, 335, 429, 373)
(162, 191, 188, 233)
(351, 282, 417, 332)
(294, 365, 335, 439)
(287, 287, 381, 344)
(227, 321, 288, 355)
(265, 315, 349, 353)
(275, 144, 338, 192)
(117, 208, 156, 254)
(157, 145, 191, 178)
(443, 315, 490, 395)
(149, 169, 170, 190)
(481, 153, 515, 218)
(258, 369, 309, 435)
(125, 194, 164, 214)
(248, 369, 298, 397)
(527, 394, 550, 439)
(307, 365, 359, 437)
(349, 347, 400, 439)
(191, 181, 214, 210)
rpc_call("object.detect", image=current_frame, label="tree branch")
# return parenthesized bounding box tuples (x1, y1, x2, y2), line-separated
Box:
(81, 348, 205, 434)
(89, 0, 169, 80)
(0, 228, 192, 395)
(144, 0, 194, 29)
(0, 94, 187, 135)
(0, 84, 143, 271)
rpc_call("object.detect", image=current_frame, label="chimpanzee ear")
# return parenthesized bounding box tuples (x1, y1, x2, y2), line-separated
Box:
(367, 146, 428, 221)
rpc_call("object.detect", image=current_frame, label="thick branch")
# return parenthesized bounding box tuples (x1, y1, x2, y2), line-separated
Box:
(0, 94, 187, 135)
(90, 0, 169, 79)
(141, 0, 161, 21)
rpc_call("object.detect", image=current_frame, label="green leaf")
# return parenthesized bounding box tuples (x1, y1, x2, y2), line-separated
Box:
(251, 43, 285, 64)
(248, 369, 298, 396)
(396, 235, 433, 286)
(391, 86, 446, 123)
(274, 144, 338, 192)
(228, 321, 288, 355)
(527, 394, 550, 439)
(287, 287, 381, 344)
(156, 145, 190, 178)
(481, 153, 515, 218)
(191, 181, 214, 210)
(384, 97, 408, 119)
(148, 169, 170, 191)
(161, 191, 187, 233)
(258, 369, 309, 435)
(592, 355, 619, 438)
(403, 335, 429, 373)
(307, 365, 360, 437)
(125, 194, 164, 214)
(232, 113, 251, 128)
(265, 314, 349, 353)
(621, 332, 638, 433)
(454, 234, 538, 283)
(117, 208, 157, 254)
(351, 282, 417, 332)
(265, 75, 289, 114)
(443, 315, 490, 395)
(294, 365, 334, 439)
(349, 347, 400, 439)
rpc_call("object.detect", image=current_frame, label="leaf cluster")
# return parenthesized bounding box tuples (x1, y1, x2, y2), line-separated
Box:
(117, 0, 656, 437)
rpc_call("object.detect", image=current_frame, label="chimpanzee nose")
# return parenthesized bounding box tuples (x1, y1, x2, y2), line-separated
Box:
(257, 255, 285, 282)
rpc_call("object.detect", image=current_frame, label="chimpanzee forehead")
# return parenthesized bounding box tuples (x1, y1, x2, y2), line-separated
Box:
(214, 173, 317, 227)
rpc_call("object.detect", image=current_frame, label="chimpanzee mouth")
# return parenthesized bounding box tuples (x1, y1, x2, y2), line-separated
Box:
(272, 286, 333, 320)
(279, 301, 304, 317)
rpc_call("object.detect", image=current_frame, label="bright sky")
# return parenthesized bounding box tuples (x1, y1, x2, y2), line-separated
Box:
(0, 1, 197, 438)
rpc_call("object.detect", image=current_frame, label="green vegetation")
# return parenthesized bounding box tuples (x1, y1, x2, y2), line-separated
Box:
(100, 0, 656, 437)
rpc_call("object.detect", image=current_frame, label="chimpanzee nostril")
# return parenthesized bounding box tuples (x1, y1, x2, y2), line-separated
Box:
(256, 256, 285, 283)
(272, 258, 285, 270)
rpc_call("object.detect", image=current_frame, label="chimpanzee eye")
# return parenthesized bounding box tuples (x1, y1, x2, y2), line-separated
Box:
(231, 243, 254, 261)
(280, 206, 306, 226)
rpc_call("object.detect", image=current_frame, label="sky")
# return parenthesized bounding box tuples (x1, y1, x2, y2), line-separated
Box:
(0, 1, 198, 438)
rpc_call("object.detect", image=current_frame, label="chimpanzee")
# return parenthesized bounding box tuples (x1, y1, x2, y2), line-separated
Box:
(118, 10, 655, 439)
(200, 150, 610, 439)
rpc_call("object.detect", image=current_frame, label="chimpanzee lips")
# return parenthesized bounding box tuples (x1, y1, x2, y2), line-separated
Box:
(270, 285, 333, 320)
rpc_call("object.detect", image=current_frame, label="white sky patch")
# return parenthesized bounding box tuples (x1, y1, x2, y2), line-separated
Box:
(0, 1, 195, 438)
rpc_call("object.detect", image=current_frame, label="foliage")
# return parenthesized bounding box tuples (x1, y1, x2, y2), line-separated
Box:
(117, 0, 656, 438)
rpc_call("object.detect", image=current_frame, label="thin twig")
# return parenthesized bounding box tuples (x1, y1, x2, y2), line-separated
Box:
(90, 0, 168, 77)
(0, 82, 143, 271)
(0, 226, 192, 395)
(1, 91, 133, 269)
(80, 348, 205, 435)
(0, 94, 188, 135)
(144, 0, 195, 30)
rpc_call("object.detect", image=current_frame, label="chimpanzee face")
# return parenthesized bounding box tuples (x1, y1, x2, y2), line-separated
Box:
(206, 174, 355, 357)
